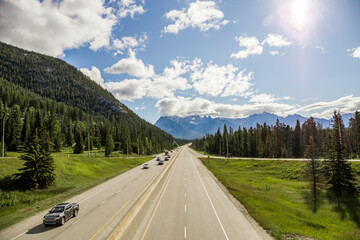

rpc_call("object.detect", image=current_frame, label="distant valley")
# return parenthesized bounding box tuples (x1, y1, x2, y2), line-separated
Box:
(155, 112, 354, 140)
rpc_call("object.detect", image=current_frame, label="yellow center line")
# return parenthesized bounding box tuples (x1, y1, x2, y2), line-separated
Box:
(141, 154, 179, 240)
(89, 168, 160, 240)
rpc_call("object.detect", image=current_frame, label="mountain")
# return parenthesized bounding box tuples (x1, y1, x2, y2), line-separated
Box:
(155, 112, 354, 140)
(0, 41, 174, 153)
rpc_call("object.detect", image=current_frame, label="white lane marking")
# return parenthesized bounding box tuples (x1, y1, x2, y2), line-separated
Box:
(100, 200, 106, 205)
(190, 154, 230, 240)
(184, 183, 186, 188)
(185, 205, 187, 212)
(10, 232, 26, 240)
(185, 193, 186, 198)
(184, 226, 187, 239)
(79, 170, 137, 203)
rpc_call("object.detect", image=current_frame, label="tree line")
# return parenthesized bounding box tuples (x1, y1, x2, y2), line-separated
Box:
(192, 111, 360, 159)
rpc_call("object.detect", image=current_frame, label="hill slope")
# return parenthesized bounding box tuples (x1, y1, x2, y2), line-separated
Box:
(0, 41, 174, 153)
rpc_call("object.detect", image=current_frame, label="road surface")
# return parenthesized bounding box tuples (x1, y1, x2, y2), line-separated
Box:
(0, 151, 179, 240)
(121, 146, 271, 240)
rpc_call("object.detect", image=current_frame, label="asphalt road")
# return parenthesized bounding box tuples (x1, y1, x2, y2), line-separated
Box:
(0, 151, 179, 240)
(121, 146, 271, 240)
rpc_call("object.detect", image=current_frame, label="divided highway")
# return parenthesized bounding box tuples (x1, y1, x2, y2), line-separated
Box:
(0, 151, 180, 240)
(121, 146, 271, 240)
(1, 146, 272, 240)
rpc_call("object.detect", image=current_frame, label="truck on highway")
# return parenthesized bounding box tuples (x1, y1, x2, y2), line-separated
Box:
(43, 203, 79, 226)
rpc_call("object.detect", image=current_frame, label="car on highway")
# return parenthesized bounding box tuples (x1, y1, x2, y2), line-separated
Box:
(143, 163, 150, 169)
(164, 156, 169, 161)
(43, 203, 79, 226)
(158, 160, 164, 165)
(156, 157, 161, 161)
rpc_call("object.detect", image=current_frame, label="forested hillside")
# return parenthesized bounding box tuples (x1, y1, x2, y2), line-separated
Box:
(0, 41, 175, 155)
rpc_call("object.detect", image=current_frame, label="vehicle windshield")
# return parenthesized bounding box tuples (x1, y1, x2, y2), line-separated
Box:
(50, 206, 64, 213)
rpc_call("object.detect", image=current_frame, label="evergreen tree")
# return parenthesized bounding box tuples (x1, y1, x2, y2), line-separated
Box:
(105, 128, 114, 157)
(325, 111, 357, 196)
(73, 128, 84, 154)
(293, 120, 301, 158)
(304, 136, 323, 212)
(13, 129, 55, 190)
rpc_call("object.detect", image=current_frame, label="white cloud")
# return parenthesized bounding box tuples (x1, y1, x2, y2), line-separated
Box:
(190, 60, 253, 97)
(135, 106, 146, 110)
(231, 33, 292, 59)
(113, 34, 147, 55)
(348, 46, 360, 59)
(250, 93, 289, 103)
(315, 45, 327, 54)
(80, 66, 105, 87)
(105, 78, 150, 101)
(269, 50, 279, 56)
(117, 0, 146, 19)
(262, 15, 274, 27)
(104, 58, 191, 101)
(162, 0, 229, 34)
(262, 34, 292, 47)
(155, 96, 294, 118)
(230, 36, 263, 59)
(104, 49, 155, 78)
(0, 0, 117, 57)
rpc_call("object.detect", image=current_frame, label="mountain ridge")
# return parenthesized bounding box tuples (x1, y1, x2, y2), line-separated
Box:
(155, 112, 354, 140)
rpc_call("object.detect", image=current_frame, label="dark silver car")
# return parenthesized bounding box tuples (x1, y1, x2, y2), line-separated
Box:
(43, 203, 79, 226)
(158, 160, 164, 165)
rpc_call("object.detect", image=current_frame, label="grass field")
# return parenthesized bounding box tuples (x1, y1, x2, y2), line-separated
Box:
(0, 149, 152, 230)
(200, 157, 360, 240)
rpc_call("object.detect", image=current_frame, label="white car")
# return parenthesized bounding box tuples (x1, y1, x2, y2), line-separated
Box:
(143, 163, 150, 169)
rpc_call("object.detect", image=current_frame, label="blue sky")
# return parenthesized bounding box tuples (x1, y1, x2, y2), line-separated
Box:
(0, 0, 359, 123)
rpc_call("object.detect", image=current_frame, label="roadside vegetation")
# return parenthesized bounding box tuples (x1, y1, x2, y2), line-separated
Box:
(0, 148, 152, 230)
(201, 158, 360, 240)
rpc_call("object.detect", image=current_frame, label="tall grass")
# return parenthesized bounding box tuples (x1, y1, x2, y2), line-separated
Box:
(201, 158, 360, 240)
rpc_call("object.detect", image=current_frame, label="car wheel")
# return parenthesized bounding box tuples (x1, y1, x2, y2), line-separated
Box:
(60, 217, 65, 226)
(73, 209, 78, 217)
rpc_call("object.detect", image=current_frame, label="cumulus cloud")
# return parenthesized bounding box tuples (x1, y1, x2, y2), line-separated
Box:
(113, 34, 148, 55)
(190, 59, 253, 97)
(155, 96, 294, 118)
(117, 0, 146, 19)
(262, 34, 292, 47)
(104, 58, 191, 101)
(348, 46, 360, 59)
(231, 33, 292, 59)
(0, 0, 117, 57)
(162, 0, 229, 34)
(80, 66, 105, 87)
(104, 49, 155, 78)
(104, 78, 150, 101)
(230, 36, 263, 59)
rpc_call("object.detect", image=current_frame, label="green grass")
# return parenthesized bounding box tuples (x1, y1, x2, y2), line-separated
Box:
(0, 150, 152, 230)
(201, 158, 360, 240)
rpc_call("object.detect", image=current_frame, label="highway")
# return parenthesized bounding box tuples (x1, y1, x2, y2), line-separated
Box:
(1, 146, 271, 240)
(121, 146, 271, 240)
(0, 151, 179, 240)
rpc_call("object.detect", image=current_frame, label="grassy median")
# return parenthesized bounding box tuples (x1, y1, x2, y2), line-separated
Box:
(201, 158, 360, 240)
(0, 149, 152, 230)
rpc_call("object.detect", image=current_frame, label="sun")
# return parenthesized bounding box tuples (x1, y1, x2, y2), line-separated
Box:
(290, 0, 309, 31)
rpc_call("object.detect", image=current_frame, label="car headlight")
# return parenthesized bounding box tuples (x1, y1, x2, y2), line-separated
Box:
(55, 217, 61, 219)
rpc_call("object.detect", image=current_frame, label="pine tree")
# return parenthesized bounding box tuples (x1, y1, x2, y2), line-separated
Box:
(105, 128, 114, 157)
(73, 129, 84, 154)
(13, 129, 55, 190)
(325, 111, 357, 196)
(305, 136, 323, 212)
(293, 120, 301, 158)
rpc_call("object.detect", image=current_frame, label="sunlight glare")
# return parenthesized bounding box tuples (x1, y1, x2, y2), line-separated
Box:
(291, 0, 309, 31)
